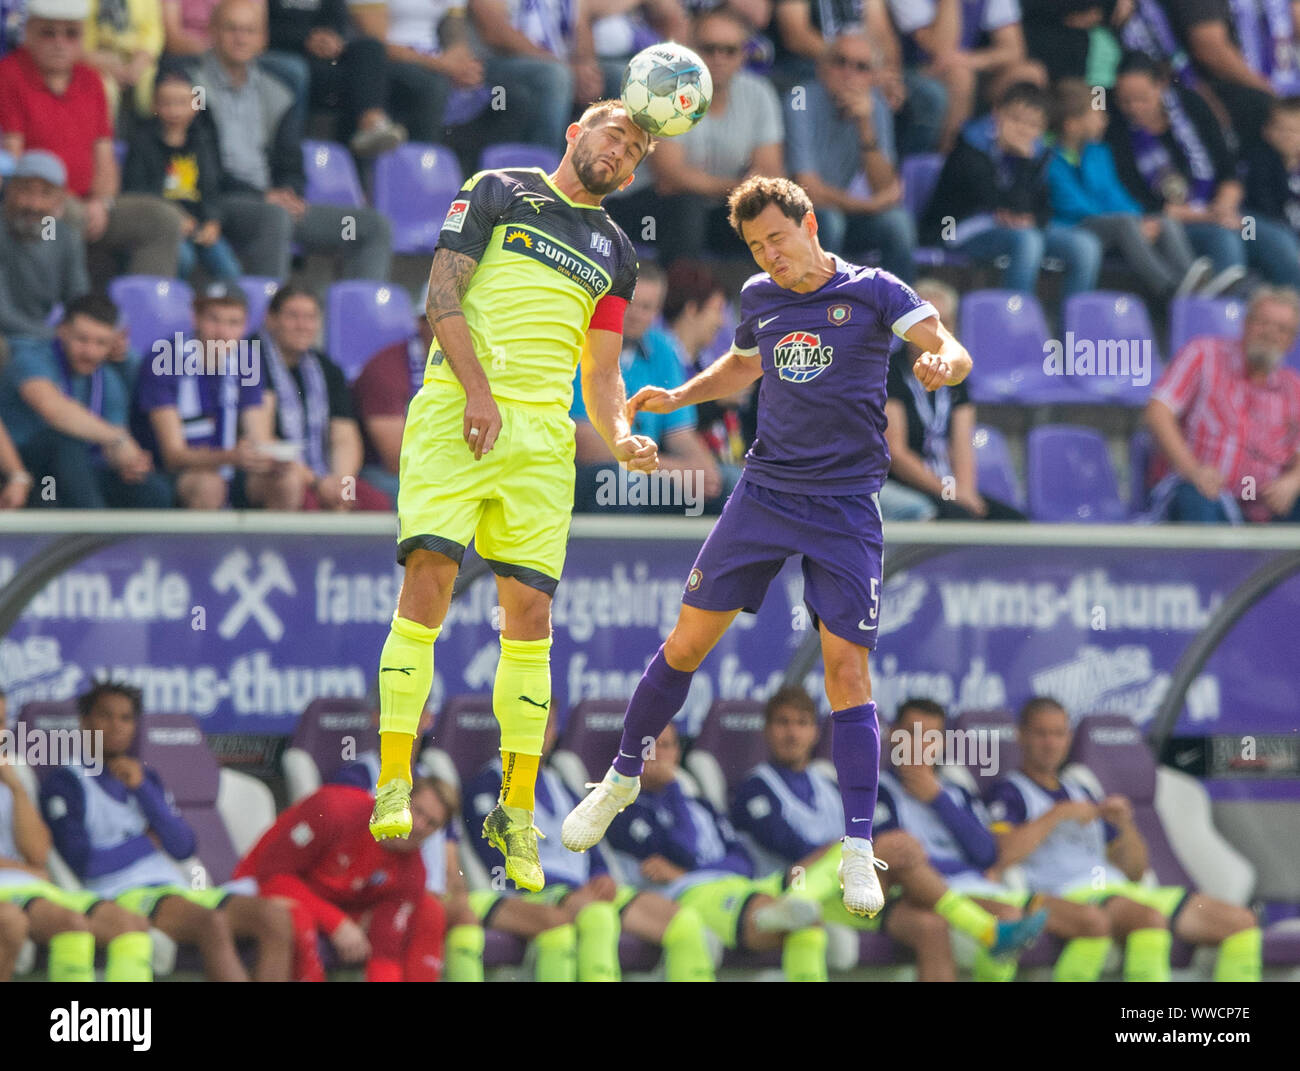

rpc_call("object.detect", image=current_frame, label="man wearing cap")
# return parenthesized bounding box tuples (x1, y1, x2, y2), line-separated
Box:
(188, 0, 392, 280)
(0, 0, 182, 285)
(0, 150, 89, 344)
(0, 293, 172, 508)
(131, 281, 301, 509)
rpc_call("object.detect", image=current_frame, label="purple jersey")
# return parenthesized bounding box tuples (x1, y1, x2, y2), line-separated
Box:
(131, 355, 263, 463)
(732, 257, 936, 495)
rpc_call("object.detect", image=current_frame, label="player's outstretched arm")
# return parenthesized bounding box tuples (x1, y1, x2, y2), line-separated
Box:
(581, 327, 659, 474)
(425, 248, 499, 460)
(904, 316, 973, 391)
(628, 350, 763, 417)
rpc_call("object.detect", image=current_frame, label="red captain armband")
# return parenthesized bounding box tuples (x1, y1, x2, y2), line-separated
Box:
(589, 295, 628, 334)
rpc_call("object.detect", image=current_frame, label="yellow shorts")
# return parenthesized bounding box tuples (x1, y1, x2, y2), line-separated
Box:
(397, 387, 576, 593)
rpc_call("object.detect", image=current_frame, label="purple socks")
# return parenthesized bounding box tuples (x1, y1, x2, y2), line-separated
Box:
(612, 646, 694, 777)
(832, 700, 881, 839)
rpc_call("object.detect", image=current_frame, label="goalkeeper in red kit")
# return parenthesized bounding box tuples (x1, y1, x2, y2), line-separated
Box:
(234, 782, 447, 982)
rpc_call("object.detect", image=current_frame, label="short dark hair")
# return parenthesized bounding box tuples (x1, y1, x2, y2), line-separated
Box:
(763, 685, 817, 726)
(77, 680, 143, 719)
(663, 259, 725, 323)
(62, 293, 119, 329)
(578, 98, 656, 156)
(727, 176, 813, 240)
(1116, 50, 1166, 82)
(1018, 696, 1067, 729)
(996, 80, 1049, 115)
(896, 697, 947, 722)
(267, 283, 318, 316)
(153, 65, 194, 93)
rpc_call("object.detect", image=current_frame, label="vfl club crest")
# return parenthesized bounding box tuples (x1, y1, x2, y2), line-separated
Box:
(687, 568, 703, 592)
(827, 303, 851, 325)
(773, 330, 834, 383)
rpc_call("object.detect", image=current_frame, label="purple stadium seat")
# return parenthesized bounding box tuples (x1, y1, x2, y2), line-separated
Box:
(137, 713, 239, 885)
(483, 929, 528, 969)
(301, 139, 365, 207)
(373, 143, 463, 254)
(1062, 291, 1159, 405)
(1168, 295, 1244, 355)
(950, 708, 1019, 800)
(325, 280, 415, 381)
(555, 699, 630, 781)
(972, 424, 1023, 511)
(1026, 425, 1127, 523)
(108, 275, 194, 356)
(13, 701, 81, 783)
(285, 696, 373, 793)
(959, 290, 1073, 404)
(430, 695, 500, 785)
(684, 700, 769, 810)
(241, 276, 280, 335)
(478, 142, 562, 174)
(900, 154, 953, 268)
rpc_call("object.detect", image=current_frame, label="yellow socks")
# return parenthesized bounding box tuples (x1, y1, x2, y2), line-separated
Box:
(661, 905, 715, 982)
(534, 923, 577, 982)
(494, 636, 551, 808)
(1124, 927, 1172, 982)
(48, 930, 95, 982)
(105, 931, 153, 982)
(1214, 927, 1261, 982)
(934, 889, 999, 947)
(782, 926, 828, 982)
(501, 751, 541, 810)
(377, 615, 439, 786)
(575, 901, 620, 982)
(445, 925, 485, 983)
(1053, 935, 1111, 982)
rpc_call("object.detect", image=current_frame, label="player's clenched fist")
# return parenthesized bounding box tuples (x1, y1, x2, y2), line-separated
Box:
(613, 433, 659, 474)
(462, 390, 503, 460)
(627, 386, 680, 417)
(912, 352, 955, 391)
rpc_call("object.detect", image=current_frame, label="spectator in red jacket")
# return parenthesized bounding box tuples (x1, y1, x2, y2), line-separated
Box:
(234, 781, 447, 982)
(0, 0, 182, 286)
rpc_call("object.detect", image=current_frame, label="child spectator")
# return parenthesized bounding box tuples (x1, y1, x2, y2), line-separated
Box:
(1244, 95, 1300, 240)
(921, 80, 1101, 298)
(123, 66, 241, 282)
(1048, 77, 1219, 301)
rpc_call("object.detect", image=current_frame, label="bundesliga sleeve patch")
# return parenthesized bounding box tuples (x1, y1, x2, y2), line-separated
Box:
(441, 199, 470, 234)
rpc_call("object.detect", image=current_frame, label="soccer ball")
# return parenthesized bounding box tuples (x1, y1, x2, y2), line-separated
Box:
(621, 42, 713, 138)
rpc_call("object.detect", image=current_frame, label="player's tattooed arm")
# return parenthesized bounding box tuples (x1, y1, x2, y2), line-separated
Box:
(905, 316, 973, 390)
(425, 247, 477, 325)
(425, 248, 501, 459)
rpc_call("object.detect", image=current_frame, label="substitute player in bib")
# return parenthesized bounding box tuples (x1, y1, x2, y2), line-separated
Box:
(564, 176, 973, 918)
(370, 101, 661, 896)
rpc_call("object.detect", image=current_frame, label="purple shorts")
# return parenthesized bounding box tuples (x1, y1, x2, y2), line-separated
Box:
(681, 476, 884, 648)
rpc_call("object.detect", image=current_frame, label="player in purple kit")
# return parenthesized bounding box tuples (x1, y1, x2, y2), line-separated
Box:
(564, 176, 974, 919)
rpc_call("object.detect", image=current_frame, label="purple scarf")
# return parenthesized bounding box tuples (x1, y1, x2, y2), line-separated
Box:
(1130, 90, 1216, 208)
(1121, 0, 1198, 88)
(263, 334, 331, 477)
(1230, 0, 1300, 93)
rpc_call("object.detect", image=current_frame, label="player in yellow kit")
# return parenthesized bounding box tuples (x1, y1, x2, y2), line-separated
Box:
(369, 100, 660, 893)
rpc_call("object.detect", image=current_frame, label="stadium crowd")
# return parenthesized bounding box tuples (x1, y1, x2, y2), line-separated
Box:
(0, 0, 1299, 522)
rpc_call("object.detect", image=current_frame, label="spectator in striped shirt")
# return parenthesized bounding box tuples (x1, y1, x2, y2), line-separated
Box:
(1145, 286, 1300, 523)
